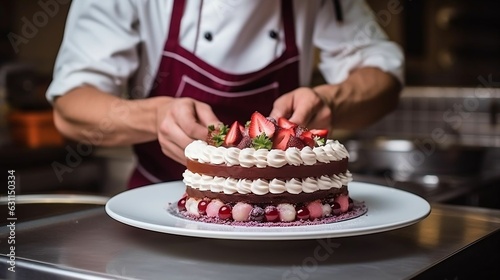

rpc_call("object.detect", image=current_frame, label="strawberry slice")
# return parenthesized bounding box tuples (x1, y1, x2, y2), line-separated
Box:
(249, 111, 276, 138)
(309, 129, 328, 139)
(224, 121, 243, 147)
(272, 128, 294, 150)
(299, 129, 329, 147)
(277, 117, 298, 130)
(298, 131, 315, 148)
(238, 123, 246, 136)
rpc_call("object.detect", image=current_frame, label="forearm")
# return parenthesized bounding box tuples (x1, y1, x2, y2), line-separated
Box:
(53, 86, 170, 146)
(314, 67, 402, 130)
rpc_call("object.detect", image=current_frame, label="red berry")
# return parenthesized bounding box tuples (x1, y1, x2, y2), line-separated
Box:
(224, 121, 243, 147)
(294, 126, 305, 137)
(277, 117, 298, 129)
(272, 128, 294, 150)
(236, 135, 252, 149)
(238, 123, 246, 135)
(287, 135, 305, 150)
(296, 206, 310, 220)
(206, 124, 228, 147)
(250, 206, 265, 222)
(249, 111, 276, 138)
(177, 198, 187, 211)
(309, 129, 328, 139)
(264, 206, 279, 222)
(331, 202, 341, 215)
(266, 117, 278, 126)
(298, 131, 316, 148)
(218, 205, 232, 220)
(198, 200, 209, 214)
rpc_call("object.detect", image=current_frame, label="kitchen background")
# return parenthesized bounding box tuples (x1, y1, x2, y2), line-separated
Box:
(1, 1, 499, 209)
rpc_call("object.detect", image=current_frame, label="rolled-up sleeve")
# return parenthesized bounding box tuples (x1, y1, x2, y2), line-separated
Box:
(313, 0, 404, 85)
(46, 0, 140, 101)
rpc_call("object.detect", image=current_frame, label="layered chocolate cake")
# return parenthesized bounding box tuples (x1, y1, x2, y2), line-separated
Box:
(175, 111, 365, 225)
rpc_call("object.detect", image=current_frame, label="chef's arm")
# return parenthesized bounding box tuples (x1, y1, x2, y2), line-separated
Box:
(313, 67, 401, 130)
(52, 86, 165, 146)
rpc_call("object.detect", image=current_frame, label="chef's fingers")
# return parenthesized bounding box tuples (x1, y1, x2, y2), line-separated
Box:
(193, 101, 220, 128)
(270, 93, 293, 120)
(174, 98, 212, 140)
(287, 88, 324, 126)
(307, 106, 332, 129)
(158, 116, 191, 164)
(158, 135, 186, 164)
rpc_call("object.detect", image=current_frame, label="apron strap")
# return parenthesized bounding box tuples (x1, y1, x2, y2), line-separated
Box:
(281, 0, 298, 53)
(166, 0, 186, 48)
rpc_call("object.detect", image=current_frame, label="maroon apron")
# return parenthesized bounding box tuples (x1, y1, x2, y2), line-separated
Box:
(128, 0, 300, 189)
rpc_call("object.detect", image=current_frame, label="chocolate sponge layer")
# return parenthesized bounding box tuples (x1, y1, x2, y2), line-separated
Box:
(185, 185, 348, 204)
(186, 158, 348, 180)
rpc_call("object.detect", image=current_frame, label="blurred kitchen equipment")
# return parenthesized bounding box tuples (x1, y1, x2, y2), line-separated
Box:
(357, 87, 500, 148)
(348, 87, 500, 209)
(7, 109, 64, 148)
(0, 62, 51, 110)
(0, 67, 7, 145)
(401, 0, 500, 86)
(347, 138, 486, 181)
(0, 63, 64, 148)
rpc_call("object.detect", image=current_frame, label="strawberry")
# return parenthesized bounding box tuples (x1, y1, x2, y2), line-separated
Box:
(207, 124, 229, 147)
(299, 131, 316, 148)
(266, 117, 278, 126)
(309, 129, 328, 139)
(287, 135, 305, 149)
(236, 135, 252, 149)
(272, 128, 294, 150)
(238, 123, 247, 136)
(299, 129, 328, 147)
(277, 117, 298, 130)
(294, 126, 306, 137)
(224, 121, 243, 147)
(248, 111, 276, 138)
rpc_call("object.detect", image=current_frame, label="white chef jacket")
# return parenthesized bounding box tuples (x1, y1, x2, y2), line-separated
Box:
(46, 0, 404, 101)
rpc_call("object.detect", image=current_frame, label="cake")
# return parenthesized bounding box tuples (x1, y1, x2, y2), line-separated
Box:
(175, 111, 363, 225)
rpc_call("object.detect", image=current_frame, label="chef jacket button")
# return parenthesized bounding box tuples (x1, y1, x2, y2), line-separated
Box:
(269, 30, 278, 39)
(204, 32, 213, 41)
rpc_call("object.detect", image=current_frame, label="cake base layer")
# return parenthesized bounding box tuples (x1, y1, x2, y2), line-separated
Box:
(171, 201, 367, 227)
(177, 190, 355, 223)
(186, 185, 348, 204)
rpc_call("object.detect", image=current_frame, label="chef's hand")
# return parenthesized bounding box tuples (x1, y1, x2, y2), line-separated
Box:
(270, 86, 334, 129)
(157, 97, 220, 164)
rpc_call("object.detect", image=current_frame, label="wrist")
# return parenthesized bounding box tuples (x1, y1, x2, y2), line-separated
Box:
(132, 96, 172, 137)
(312, 84, 341, 112)
(310, 87, 330, 108)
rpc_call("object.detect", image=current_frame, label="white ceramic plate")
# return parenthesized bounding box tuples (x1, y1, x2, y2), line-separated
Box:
(105, 181, 431, 240)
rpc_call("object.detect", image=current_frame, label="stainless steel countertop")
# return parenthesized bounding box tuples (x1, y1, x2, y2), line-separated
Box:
(1, 197, 500, 280)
